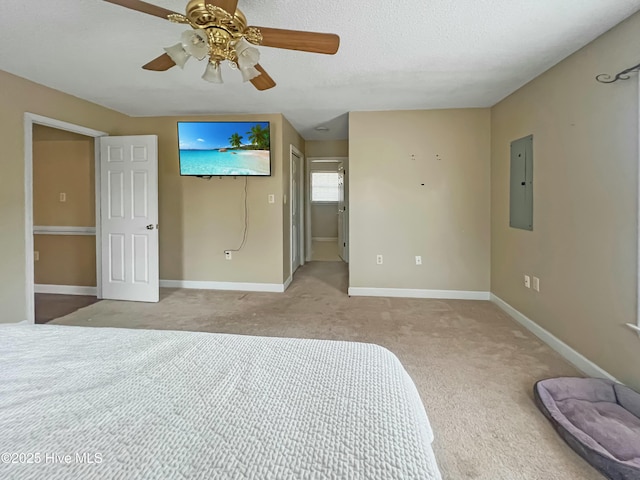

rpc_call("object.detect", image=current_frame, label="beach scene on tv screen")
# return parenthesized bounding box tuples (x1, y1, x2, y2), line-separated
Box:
(178, 121, 271, 176)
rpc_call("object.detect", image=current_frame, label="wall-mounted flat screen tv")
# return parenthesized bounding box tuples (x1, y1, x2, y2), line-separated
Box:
(178, 121, 271, 176)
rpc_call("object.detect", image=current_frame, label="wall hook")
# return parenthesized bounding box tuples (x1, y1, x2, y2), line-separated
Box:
(596, 62, 640, 84)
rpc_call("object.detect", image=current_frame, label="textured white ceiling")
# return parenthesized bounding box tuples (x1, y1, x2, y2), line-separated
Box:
(1, 0, 639, 139)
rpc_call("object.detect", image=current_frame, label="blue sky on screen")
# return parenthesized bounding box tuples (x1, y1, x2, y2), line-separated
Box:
(178, 122, 269, 150)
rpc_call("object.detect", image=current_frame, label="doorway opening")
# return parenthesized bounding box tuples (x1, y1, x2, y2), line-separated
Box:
(24, 114, 107, 324)
(32, 125, 100, 323)
(306, 157, 349, 263)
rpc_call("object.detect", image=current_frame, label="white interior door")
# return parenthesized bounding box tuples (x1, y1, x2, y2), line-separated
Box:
(337, 163, 348, 262)
(100, 136, 159, 302)
(291, 151, 301, 272)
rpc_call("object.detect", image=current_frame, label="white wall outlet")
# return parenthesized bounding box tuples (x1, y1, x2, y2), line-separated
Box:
(34, 251, 39, 262)
(268, 194, 275, 204)
(283, 194, 287, 204)
(225, 251, 232, 260)
(415, 256, 422, 265)
(59, 192, 66, 203)
(524, 275, 531, 288)
(533, 276, 540, 292)
(376, 254, 383, 265)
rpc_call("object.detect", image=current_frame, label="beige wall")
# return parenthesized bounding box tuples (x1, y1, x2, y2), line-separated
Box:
(349, 109, 491, 291)
(127, 114, 294, 285)
(306, 140, 349, 158)
(282, 117, 305, 280)
(0, 70, 131, 323)
(33, 126, 95, 227)
(33, 125, 96, 287)
(34, 236, 96, 287)
(33, 125, 95, 142)
(491, 12, 640, 389)
(312, 205, 338, 238)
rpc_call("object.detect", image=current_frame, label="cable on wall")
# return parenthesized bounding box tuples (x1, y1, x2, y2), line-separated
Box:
(224, 176, 249, 253)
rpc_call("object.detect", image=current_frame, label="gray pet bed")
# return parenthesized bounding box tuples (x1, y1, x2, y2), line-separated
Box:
(534, 377, 640, 480)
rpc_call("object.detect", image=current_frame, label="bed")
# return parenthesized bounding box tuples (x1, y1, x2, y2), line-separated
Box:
(0, 325, 442, 479)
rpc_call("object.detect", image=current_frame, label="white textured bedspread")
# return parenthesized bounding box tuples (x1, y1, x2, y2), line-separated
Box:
(0, 325, 441, 479)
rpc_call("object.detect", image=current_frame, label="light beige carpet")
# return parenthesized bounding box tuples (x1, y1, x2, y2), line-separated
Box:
(51, 261, 603, 480)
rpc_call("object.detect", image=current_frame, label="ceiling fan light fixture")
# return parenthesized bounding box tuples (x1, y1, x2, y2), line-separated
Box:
(240, 66, 261, 82)
(235, 38, 260, 70)
(164, 43, 191, 69)
(181, 30, 208, 61)
(126, 0, 339, 91)
(202, 62, 223, 84)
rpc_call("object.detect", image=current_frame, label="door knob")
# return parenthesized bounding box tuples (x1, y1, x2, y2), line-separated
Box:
(146, 224, 155, 230)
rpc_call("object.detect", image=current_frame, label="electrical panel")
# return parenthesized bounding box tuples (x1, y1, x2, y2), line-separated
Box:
(509, 135, 533, 231)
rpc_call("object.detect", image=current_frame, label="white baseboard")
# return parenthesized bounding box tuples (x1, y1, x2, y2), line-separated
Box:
(312, 237, 338, 242)
(490, 294, 617, 381)
(348, 287, 490, 300)
(35, 284, 97, 296)
(283, 275, 293, 291)
(160, 279, 286, 293)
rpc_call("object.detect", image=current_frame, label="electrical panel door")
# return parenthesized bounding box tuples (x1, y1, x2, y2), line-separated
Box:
(509, 135, 533, 231)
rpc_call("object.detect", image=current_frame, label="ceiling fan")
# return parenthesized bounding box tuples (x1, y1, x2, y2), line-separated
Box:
(103, 0, 340, 91)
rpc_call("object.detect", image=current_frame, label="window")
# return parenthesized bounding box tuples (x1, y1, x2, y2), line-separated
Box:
(311, 172, 340, 203)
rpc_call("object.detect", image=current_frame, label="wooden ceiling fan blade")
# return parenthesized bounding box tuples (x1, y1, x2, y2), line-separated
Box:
(251, 64, 276, 91)
(251, 27, 340, 55)
(204, 0, 239, 14)
(102, 0, 181, 20)
(142, 53, 176, 71)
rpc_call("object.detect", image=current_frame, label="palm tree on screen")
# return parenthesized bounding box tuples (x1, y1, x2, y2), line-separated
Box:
(229, 133, 243, 148)
(247, 124, 270, 150)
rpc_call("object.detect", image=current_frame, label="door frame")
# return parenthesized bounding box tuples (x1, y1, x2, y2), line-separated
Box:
(290, 145, 305, 277)
(337, 161, 349, 263)
(23, 113, 107, 324)
(635, 76, 640, 335)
